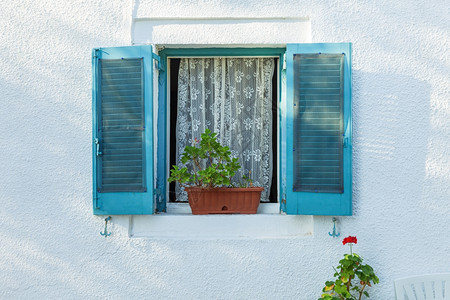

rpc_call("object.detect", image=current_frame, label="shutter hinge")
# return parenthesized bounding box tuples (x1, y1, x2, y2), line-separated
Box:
(94, 197, 100, 209)
(154, 187, 163, 213)
(154, 188, 164, 203)
(343, 136, 349, 148)
(281, 197, 286, 213)
(282, 53, 287, 70)
(154, 185, 167, 213)
(280, 178, 287, 212)
(152, 53, 162, 71)
(93, 48, 110, 59)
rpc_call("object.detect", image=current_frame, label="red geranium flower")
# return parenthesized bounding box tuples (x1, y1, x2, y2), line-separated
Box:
(342, 236, 357, 245)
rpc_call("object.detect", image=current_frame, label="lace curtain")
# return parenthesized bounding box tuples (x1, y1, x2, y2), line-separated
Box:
(175, 57, 275, 202)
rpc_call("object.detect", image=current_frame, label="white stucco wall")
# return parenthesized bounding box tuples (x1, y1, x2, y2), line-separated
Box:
(1, 0, 449, 299)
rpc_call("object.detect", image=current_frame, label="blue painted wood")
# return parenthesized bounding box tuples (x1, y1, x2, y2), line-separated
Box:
(92, 45, 154, 215)
(285, 43, 352, 215)
(155, 51, 168, 213)
(159, 48, 285, 57)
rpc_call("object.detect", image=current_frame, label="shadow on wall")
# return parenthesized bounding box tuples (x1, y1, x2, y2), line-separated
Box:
(352, 70, 431, 216)
(349, 70, 450, 298)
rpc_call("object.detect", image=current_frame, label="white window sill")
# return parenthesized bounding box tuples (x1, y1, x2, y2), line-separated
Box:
(165, 202, 280, 214)
(129, 203, 313, 239)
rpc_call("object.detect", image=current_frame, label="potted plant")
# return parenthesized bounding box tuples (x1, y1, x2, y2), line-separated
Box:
(319, 236, 379, 300)
(168, 129, 263, 214)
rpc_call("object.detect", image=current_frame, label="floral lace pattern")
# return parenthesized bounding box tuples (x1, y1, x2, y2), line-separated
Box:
(175, 58, 275, 202)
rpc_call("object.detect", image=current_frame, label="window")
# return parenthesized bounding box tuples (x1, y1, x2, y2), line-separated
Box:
(92, 43, 352, 216)
(167, 56, 279, 203)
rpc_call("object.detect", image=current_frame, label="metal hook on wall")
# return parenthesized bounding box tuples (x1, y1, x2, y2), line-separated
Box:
(328, 217, 340, 238)
(100, 216, 112, 237)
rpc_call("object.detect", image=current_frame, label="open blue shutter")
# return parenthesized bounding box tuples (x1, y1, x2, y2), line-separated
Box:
(92, 46, 154, 215)
(285, 43, 352, 215)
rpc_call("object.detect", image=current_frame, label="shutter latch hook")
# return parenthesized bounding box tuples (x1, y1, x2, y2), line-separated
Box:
(328, 217, 340, 238)
(100, 216, 112, 237)
(94, 138, 102, 156)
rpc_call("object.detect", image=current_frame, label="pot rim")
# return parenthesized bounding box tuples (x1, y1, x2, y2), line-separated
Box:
(184, 186, 264, 192)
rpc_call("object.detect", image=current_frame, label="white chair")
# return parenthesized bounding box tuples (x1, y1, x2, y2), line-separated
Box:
(394, 273, 450, 300)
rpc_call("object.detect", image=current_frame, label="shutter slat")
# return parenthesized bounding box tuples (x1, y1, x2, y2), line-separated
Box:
(101, 74, 141, 81)
(103, 178, 142, 184)
(103, 137, 141, 143)
(102, 160, 142, 167)
(102, 113, 142, 120)
(103, 165, 142, 171)
(102, 97, 142, 103)
(299, 57, 342, 64)
(101, 83, 142, 91)
(101, 90, 142, 97)
(102, 119, 143, 125)
(300, 65, 341, 71)
(102, 154, 143, 162)
(101, 60, 141, 68)
(300, 89, 341, 95)
(103, 172, 143, 179)
(300, 82, 341, 88)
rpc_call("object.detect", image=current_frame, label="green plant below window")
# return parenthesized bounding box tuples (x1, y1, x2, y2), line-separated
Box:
(319, 236, 379, 300)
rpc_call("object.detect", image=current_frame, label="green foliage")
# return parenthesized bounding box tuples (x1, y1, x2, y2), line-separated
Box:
(238, 170, 254, 188)
(319, 253, 379, 300)
(168, 129, 244, 188)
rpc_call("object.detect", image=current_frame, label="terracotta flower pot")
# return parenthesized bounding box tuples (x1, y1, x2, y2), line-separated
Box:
(185, 187, 264, 215)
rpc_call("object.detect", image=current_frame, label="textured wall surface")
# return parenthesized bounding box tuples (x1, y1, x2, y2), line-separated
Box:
(0, 0, 449, 299)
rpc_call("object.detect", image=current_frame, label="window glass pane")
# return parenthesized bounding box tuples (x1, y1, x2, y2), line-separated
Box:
(293, 54, 344, 193)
